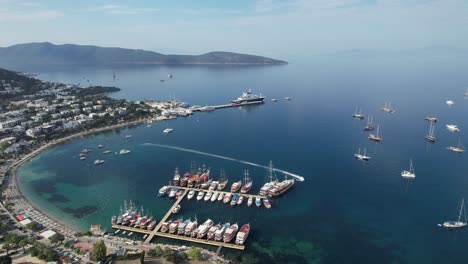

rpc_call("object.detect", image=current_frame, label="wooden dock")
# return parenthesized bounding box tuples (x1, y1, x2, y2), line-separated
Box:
(111, 224, 152, 235)
(154, 232, 245, 250)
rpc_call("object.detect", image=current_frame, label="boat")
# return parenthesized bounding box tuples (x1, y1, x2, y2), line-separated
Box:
(160, 220, 172, 233)
(426, 122, 436, 143)
(232, 89, 265, 104)
(185, 219, 198, 236)
(217, 170, 229, 190)
(168, 188, 178, 198)
(169, 219, 183, 234)
(465, 88, 468, 97)
(382, 102, 395, 113)
(211, 192, 219, 202)
(201, 179, 213, 189)
(147, 220, 157, 230)
(103, 150, 112, 154)
(163, 128, 173, 134)
(81, 149, 91, 154)
(368, 125, 382, 142)
(223, 223, 239, 243)
(237, 195, 244, 205)
(284, 97, 292, 101)
(352, 107, 364, 120)
(240, 170, 253, 194)
(247, 196, 253, 207)
(188, 172, 199, 188)
(217, 192, 225, 201)
(125, 135, 132, 139)
(158, 186, 169, 197)
(259, 161, 278, 196)
(231, 180, 242, 193)
(80, 156, 86, 160)
(197, 219, 214, 239)
(446, 100, 455, 106)
(176, 189, 185, 199)
(207, 223, 221, 240)
(235, 223, 250, 245)
(187, 190, 195, 200)
(448, 139, 465, 153)
(178, 219, 190, 235)
(231, 193, 239, 206)
(440, 198, 467, 229)
(98, 144, 104, 148)
(196, 191, 205, 201)
(446, 124, 460, 132)
(197, 167, 210, 185)
(94, 159, 105, 165)
(121, 231, 126, 235)
(268, 175, 294, 197)
(128, 232, 133, 237)
(271, 98, 278, 102)
(173, 167, 181, 186)
(263, 198, 272, 209)
(215, 223, 230, 241)
(425, 117, 437, 122)
(223, 193, 232, 204)
(172, 205, 181, 214)
(204, 192, 213, 202)
(354, 148, 370, 161)
(401, 159, 416, 178)
(364, 115, 375, 131)
(115, 230, 120, 234)
(119, 149, 131, 155)
(181, 172, 190, 187)
(208, 181, 219, 191)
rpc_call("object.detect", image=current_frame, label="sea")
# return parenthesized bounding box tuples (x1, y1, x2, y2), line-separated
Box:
(11, 52, 468, 263)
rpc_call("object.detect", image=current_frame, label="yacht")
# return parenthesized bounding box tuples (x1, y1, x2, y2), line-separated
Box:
(352, 107, 364, 120)
(94, 160, 105, 165)
(426, 122, 436, 143)
(103, 150, 112, 154)
(446, 124, 460, 132)
(425, 117, 437, 122)
(381, 102, 395, 113)
(354, 148, 370, 161)
(446, 100, 455, 106)
(119, 149, 131, 155)
(401, 159, 416, 178)
(163, 128, 173, 134)
(440, 198, 467, 229)
(187, 190, 195, 200)
(368, 125, 382, 142)
(125, 135, 132, 139)
(232, 89, 265, 104)
(196, 191, 205, 201)
(448, 139, 465, 153)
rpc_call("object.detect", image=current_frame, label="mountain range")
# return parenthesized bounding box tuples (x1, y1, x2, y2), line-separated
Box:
(0, 42, 287, 65)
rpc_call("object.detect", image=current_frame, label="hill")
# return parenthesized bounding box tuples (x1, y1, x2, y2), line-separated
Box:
(0, 42, 287, 65)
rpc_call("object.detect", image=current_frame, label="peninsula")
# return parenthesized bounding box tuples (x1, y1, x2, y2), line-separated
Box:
(0, 42, 287, 66)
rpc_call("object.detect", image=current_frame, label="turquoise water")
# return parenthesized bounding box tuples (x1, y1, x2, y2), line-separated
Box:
(15, 54, 468, 263)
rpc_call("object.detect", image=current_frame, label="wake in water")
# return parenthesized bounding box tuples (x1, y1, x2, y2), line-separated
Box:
(142, 143, 305, 182)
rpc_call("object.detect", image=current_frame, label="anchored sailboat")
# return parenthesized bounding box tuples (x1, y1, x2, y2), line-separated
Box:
(425, 122, 436, 143)
(352, 107, 364, 120)
(364, 115, 375, 131)
(440, 198, 467, 229)
(401, 159, 415, 178)
(368, 125, 382, 142)
(354, 148, 370, 161)
(447, 139, 464, 153)
(382, 102, 395, 113)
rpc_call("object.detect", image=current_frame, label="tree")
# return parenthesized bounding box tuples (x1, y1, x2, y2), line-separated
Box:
(0, 222, 8, 235)
(49, 233, 64, 245)
(92, 239, 107, 262)
(148, 245, 163, 257)
(2, 244, 11, 255)
(0, 255, 12, 264)
(139, 250, 145, 264)
(18, 239, 28, 253)
(188, 246, 203, 261)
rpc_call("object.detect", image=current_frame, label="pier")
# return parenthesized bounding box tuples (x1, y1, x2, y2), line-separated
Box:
(111, 189, 245, 250)
(191, 101, 264, 112)
(176, 186, 267, 200)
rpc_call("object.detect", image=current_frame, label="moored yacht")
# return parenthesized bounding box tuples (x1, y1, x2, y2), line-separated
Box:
(223, 223, 239, 243)
(232, 89, 265, 104)
(401, 159, 416, 178)
(196, 191, 205, 201)
(352, 107, 364, 120)
(446, 124, 460, 132)
(240, 170, 253, 194)
(119, 149, 131, 155)
(187, 190, 195, 200)
(440, 198, 467, 229)
(231, 180, 242, 193)
(368, 125, 382, 142)
(354, 148, 370, 161)
(235, 223, 251, 245)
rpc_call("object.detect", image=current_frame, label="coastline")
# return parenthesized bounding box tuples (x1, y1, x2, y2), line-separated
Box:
(3, 116, 167, 236)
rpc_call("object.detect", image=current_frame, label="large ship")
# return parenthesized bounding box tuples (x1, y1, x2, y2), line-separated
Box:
(232, 89, 265, 104)
(223, 223, 239, 243)
(235, 223, 251, 245)
(268, 176, 295, 197)
(240, 170, 253, 194)
(217, 169, 229, 190)
(259, 161, 278, 196)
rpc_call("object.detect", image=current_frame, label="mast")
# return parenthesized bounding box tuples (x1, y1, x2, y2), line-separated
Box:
(458, 198, 465, 222)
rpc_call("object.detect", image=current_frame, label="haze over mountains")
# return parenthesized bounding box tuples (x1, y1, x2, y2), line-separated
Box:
(0, 42, 287, 66)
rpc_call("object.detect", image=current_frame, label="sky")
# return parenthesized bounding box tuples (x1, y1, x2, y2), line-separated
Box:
(0, 0, 467, 59)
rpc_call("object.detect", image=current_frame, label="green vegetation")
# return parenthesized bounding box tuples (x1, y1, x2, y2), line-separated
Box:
(49, 233, 64, 245)
(161, 247, 188, 263)
(29, 241, 59, 261)
(147, 245, 163, 257)
(188, 246, 203, 260)
(0, 255, 12, 264)
(92, 239, 107, 262)
(25, 221, 41, 231)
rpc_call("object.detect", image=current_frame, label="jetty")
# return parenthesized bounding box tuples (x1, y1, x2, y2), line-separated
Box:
(191, 101, 263, 112)
(177, 186, 266, 199)
(111, 190, 245, 250)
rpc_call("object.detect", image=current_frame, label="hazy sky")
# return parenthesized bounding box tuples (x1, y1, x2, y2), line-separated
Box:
(0, 0, 467, 59)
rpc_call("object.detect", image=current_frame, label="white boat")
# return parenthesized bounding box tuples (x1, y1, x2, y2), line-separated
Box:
(255, 197, 261, 208)
(401, 158, 415, 178)
(448, 139, 465, 153)
(440, 198, 467, 229)
(103, 150, 112, 154)
(163, 128, 173, 134)
(446, 124, 460, 132)
(172, 205, 181, 214)
(352, 106, 364, 120)
(119, 149, 131, 155)
(237, 195, 244, 205)
(354, 148, 370, 161)
(94, 159, 105, 165)
(446, 100, 455, 106)
(187, 190, 195, 200)
(196, 191, 205, 201)
(364, 115, 375, 131)
(168, 188, 178, 198)
(125, 135, 132, 139)
(80, 156, 86, 160)
(284, 97, 292, 101)
(98, 144, 104, 148)
(465, 88, 468, 97)
(271, 98, 278, 102)
(217, 192, 225, 201)
(204, 192, 213, 202)
(211, 192, 219, 202)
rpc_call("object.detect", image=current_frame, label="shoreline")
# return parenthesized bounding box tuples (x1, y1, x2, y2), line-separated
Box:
(3, 116, 167, 236)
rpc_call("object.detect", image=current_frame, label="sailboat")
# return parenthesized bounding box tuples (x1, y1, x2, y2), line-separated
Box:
(382, 102, 395, 113)
(425, 122, 436, 143)
(447, 139, 464, 153)
(401, 159, 415, 178)
(364, 115, 375, 131)
(354, 148, 370, 161)
(352, 107, 364, 120)
(368, 125, 382, 142)
(440, 198, 467, 229)
(240, 170, 253, 194)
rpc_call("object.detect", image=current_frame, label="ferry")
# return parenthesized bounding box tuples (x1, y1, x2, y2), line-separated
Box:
(215, 223, 230, 241)
(197, 219, 214, 239)
(173, 168, 181, 186)
(94, 159, 105, 165)
(263, 198, 272, 209)
(196, 191, 205, 201)
(231, 180, 242, 193)
(268, 177, 294, 197)
(119, 149, 131, 155)
(232, 89, 265, 104)
(187, 190, 195, 200)
(223, 223, 239, 243)
(235, 223, 250, 245)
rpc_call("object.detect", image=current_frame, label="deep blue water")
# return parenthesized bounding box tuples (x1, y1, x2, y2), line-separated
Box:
(14, 54, 468, 263)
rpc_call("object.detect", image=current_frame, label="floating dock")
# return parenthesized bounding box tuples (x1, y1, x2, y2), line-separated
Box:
(111, 190, 245, 250)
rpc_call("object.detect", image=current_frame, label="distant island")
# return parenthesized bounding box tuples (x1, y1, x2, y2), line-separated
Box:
(0, 42, 287, 65)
